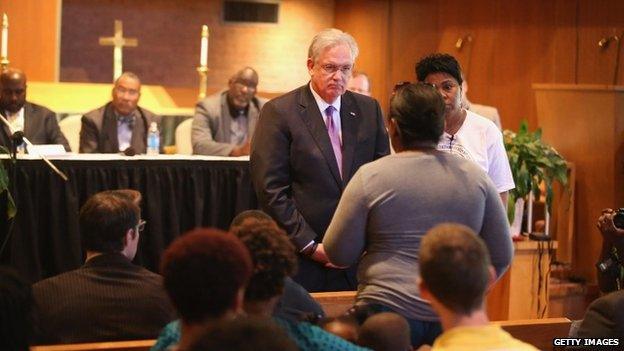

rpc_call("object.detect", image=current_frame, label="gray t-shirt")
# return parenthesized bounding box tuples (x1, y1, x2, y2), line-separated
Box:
(323, 151, 513, 321)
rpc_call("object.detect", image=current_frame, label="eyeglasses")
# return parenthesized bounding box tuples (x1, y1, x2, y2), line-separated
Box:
(320, 64, 353, 75)
(135, 220, 146, 233)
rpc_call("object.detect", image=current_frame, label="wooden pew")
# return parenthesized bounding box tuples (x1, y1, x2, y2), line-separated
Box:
(494, 317, 572, 350)
(311, 291, 356, 317)
(30, 339, 155, 351)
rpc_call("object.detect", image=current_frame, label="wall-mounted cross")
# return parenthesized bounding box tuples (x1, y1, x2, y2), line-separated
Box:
(99, 20, 138, 81)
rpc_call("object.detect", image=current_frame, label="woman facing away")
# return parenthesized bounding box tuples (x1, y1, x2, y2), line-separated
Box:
(323, 82, 513, 348)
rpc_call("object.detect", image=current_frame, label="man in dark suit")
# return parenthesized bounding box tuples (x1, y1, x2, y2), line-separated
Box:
(79, 72, 160, 154)
(250, 28, 390, 292)
(0, 68, 70, 151)
(31, 189, 175, 344)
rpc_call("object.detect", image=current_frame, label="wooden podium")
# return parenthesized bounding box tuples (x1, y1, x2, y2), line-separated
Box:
(533, 84, 624, 282)
(487, 240, 557, 321)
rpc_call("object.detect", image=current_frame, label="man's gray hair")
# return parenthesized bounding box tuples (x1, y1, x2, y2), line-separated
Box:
(307, 28, 359, 63)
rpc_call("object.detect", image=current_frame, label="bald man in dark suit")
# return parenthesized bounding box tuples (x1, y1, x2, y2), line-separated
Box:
(0, 68, 70, 151)
(251, 28, 389, 292)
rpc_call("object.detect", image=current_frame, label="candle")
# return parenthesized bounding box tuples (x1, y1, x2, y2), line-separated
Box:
(1, 13, 8, 59)
(200, 25, 208, 67)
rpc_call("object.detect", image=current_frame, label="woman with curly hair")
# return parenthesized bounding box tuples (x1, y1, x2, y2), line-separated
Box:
(154, 218, 367, 351)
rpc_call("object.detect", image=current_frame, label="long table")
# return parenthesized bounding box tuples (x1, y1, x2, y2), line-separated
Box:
(0, 154, 256, 283)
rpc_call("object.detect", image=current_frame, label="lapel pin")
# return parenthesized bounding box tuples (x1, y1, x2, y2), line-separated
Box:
(349, 112, 356, 117)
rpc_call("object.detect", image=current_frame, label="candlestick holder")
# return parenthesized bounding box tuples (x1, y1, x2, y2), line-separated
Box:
(0, 57, 8, 70)
(197, 65, 208, 100)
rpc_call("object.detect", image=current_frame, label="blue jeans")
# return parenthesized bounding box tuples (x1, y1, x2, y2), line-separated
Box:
(359, 303, 443, 348)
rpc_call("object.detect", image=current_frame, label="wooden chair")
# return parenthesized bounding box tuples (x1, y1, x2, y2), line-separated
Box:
(30, 339, 155, 351)
(311, 291, 356, 317)
(493, 317, 571, 350)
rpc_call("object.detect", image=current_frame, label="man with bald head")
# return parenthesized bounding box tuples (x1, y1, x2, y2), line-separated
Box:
(347, 71, 371, 96)
(79, 72, 161, 154)
(0, 68, 70, 151)
(192, 67, 267, 156)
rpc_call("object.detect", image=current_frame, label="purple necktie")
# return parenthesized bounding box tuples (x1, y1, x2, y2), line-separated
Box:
(325, 105, 342, 178)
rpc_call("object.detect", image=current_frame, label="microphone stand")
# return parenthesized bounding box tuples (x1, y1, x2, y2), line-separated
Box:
(0, 114, 68, 258)
(0, 114, 68, 181)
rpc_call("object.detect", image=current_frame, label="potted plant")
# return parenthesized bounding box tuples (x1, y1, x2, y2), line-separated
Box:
(0, 146, 16, 219)
(504, 121, 568, 230)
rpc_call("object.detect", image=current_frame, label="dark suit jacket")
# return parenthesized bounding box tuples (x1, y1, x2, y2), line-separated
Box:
(250, 85, 389, 291)
(79, 102, 161, 154)
(0, 102, 71, 151)
(32, 253, 176, 345)
(578, 290, 624, 338)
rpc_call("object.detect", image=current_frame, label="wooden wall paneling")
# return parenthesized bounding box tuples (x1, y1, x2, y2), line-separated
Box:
(576, 0, 624, 85)
(550, 0, 578, 84)
(388, 0, 440, 109)
(0, 0, 60, 81)
(485, 0, 567, 130)
(334, 0, 390, 110)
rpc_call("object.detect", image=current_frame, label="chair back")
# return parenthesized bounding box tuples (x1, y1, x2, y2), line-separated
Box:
(59, 114, 83, 152)
(175, 118, 193, 155)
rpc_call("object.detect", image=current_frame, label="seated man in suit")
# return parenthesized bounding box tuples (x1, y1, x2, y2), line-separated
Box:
(418, 224, 536, 350)
(32, 189, 175, 344)
(192, 67, 266, 156)
(347, 71, 371, 96)
(0, 68, 70, 151)
(79, 72, 160, 154)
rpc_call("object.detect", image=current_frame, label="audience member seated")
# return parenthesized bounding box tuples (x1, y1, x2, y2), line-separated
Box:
(417, 223, 537, 351)
(347, 71, 371, 96)
(575, 209, 624, 339)
(415, 53, 514, 205)
(0, 266, 33, 351)
(79, 72, 161, 154)
(0, 68, 70, 151)
(323, 82, 513, 347)
(358, 312, 411, 351)
(155, 218, 368, 351)
(187, 317, 298, 351)
(230, 210, 325, 322)
(153, 228, 252, 351)
(32, 190, 175, 344)
(192, 67, 267, 156)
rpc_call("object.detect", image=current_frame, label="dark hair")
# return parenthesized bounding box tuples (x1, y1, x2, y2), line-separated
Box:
(358, 312, 411, 351)
(230, 219, 297, 302)
(0, 266, 33, 350)
(419, 223, 491, 315)
(415, 53, 463, 86)
(389, 82, 445, 147)
(187, 317, 298, 351)
(230, 210, 272, 229)
(161, 228, 252, 323)
(80, 192, 140, 253)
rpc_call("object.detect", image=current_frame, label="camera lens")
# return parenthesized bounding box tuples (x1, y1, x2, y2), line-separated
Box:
(614, 208, 624, 230)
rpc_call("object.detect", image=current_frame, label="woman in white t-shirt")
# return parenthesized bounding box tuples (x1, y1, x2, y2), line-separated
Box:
(415, 53, 515, 205)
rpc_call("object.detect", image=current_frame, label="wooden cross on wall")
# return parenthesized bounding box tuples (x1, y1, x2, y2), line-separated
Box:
(98, 20, 138, 81)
